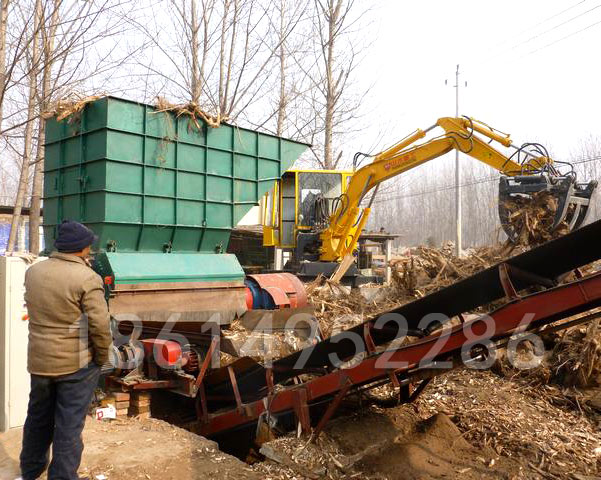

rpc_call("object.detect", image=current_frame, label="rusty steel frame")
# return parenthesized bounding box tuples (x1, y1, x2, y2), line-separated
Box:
(197, 270, 601, 437)
(312, 376, 352, 440)
(195, 336, 219, 389)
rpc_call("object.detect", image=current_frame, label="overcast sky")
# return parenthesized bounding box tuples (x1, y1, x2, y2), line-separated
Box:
(356, 0, 601, 162)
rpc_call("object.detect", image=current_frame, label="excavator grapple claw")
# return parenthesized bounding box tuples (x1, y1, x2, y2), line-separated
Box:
(498, 175, 598, 243)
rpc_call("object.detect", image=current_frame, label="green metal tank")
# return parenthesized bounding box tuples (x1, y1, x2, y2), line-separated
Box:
(42, 96, 309, 323)
(43, 96, 307, 253)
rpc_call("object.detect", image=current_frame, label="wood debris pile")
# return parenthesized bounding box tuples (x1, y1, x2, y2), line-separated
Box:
(221, 318, 312, 366)
(247, 367, 601, 479)
(251, 433, 376, 479)
(548, 319, 601, 388)
(306, 243, 516, 338)
(41, 95, 226, 129)
(256, 220, 601, 477)
(390, 242, 514, 297)
(502, 191, 570, 246)
(495, 315, 601, 396)
(154, 96, 225, 129)
(417, 369, 601, 478)
(252, 401, 528, 479)
(307, 238, 601, 402)
(42, 94, 104, 121)
(305, 277, 409, 338)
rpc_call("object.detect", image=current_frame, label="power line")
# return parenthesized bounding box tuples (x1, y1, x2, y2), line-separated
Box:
(372, 175, 499, 204)
(524, 0, 589, 30)
(523, 17, 601, 56)
(514, 3, 601, 52)
(573, 154, 601, 165)
(475, 0, 588, 59)
(471, 2, 601, 68)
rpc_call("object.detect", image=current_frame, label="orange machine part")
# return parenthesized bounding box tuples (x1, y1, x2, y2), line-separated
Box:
(247, 273, 308, 309)
(245, 286, 254, 310)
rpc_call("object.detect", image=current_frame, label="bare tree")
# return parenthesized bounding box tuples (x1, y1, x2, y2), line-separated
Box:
(3, 0, 142, 252)
(272, 0, 312, 137)
(571, 135, 601, 224)
(235, 0, 311, 139)
(132, 0, 307, 125)
(0, 0, 12, 204)
(319, 0, 342, 169)
(0, 0, 61, 140)
(170, 0, 216, 105)
(28, 0, 59, 254)
(6, 0, 42, 252)
(0, 0, 10, 130)
(305, 0, 366, 169)
(276, 0, 287, 136)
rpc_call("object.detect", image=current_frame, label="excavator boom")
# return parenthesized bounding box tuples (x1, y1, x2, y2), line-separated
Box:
(316, 117, 597, 262)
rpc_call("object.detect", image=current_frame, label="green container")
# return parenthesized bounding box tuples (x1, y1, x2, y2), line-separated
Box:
(94, 252, 245, 285)
(43, 96, 308, 253)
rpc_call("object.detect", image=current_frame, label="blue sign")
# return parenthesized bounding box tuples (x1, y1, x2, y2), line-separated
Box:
(0, 223, 10, 254)
(0, 221, 44, 254)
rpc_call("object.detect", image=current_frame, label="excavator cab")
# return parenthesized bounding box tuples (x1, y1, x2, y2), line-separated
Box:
(496, 143, 597, 242)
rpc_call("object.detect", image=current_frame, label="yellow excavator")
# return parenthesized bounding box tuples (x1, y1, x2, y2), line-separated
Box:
(263, 116, 597, 278)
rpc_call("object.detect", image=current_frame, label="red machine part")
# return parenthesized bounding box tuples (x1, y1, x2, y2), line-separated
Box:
(196, 269, 601, 437)
(247, 273, 307, 309)
(140, 339, 182, 368)
(245, 286, 254, 310)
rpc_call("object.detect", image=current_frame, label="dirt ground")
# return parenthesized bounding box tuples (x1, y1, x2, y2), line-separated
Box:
(251, 370, 601, 480)
(0, 416, 261, 480)
(2, 368, 599, 479)
(254, 403, 523, 480)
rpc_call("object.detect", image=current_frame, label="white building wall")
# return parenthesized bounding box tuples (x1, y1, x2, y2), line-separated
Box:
(0, 256, 34, 431)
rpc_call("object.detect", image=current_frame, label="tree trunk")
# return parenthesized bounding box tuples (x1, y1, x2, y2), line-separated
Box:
(7, 0, 42, 253)
(190, 0, 201, 104)
(323, 0, 341, 169)
(28, 120, 45, 254)
(29, 0, 60, 254)
(0, 0, 10, 128)
(276, 0, 286, 137)
(218, 0, 231, 117)
(199, 0, 214, 97)
(223, 0, 238, 116)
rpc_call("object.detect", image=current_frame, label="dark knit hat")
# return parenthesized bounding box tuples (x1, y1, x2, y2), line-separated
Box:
(54, 220, 98, 253)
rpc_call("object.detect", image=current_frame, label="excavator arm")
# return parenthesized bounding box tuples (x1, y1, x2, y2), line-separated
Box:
(318, 117, 596, 262)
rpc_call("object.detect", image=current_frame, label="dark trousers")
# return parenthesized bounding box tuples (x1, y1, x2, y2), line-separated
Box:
(20, 363, 100, 480)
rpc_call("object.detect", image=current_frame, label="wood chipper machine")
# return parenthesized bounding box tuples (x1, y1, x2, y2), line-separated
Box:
(42, 96, 313, 396)
(40, 101, 601, 448)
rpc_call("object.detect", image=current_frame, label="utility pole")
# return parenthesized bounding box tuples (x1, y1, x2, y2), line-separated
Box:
(454, 64, 461, 257)
(446, 65, 467, 256)
(443, 66, 468, 255)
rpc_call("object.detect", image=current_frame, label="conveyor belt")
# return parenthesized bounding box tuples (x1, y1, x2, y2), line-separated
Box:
(199, 268, 601, 438)
(204, 219, 601, 403)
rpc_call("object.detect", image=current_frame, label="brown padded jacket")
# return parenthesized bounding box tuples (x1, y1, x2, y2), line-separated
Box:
(24, 252, 111, 376)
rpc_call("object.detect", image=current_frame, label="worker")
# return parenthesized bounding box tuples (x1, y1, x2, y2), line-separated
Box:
(18, 220, 111, 480)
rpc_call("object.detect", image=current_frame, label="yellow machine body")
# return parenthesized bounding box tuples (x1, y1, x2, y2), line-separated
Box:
(263, 117, 596, 264)
(262, 169, 354, 249)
